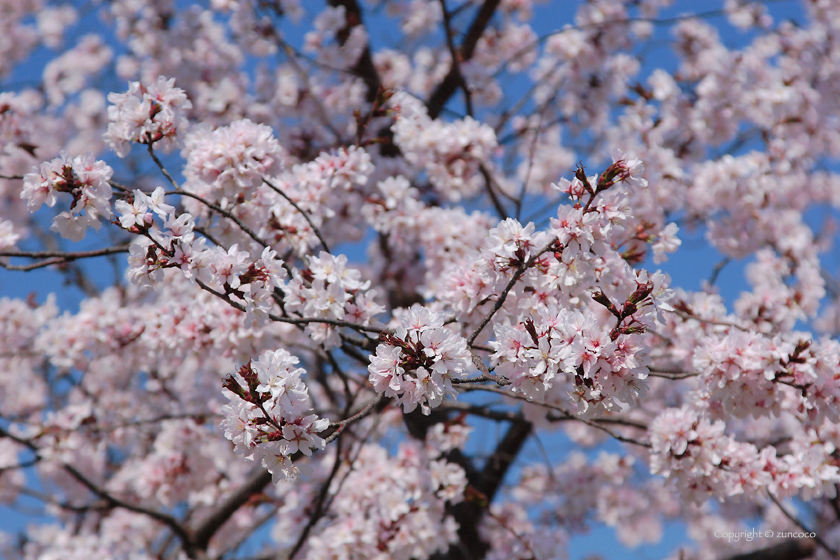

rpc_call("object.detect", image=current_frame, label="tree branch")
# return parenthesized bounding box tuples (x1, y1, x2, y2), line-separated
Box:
(328, 0, 382, 102)
(438, 420, 532, 560)
(467, 237, 557, 346)
(190, 467, 273, 551)
(262, 177, 331, 254)
(722, 539, 816, 560)
(427, 0, 501, 119)
(767, 491, 837, 557)
(287, 440, 344, 560)
(0, 246, 130, 271)
(195, 278, 386, 336)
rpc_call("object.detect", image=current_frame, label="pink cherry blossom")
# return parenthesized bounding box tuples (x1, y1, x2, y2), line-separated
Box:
(4, 2, 840, 559)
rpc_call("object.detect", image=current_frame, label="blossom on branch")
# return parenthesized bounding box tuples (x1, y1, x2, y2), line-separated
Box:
(105, 76, 192, 157)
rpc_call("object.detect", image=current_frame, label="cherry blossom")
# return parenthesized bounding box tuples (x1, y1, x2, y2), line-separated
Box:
(3, 1, 840, 560)
(21, 152, 113, 241)
(104, 76, 192, 157)
(369, 304, 471, 414)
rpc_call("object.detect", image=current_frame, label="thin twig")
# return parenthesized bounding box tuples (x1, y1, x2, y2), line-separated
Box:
(167, 189, 271, 249)
(0, 246, 130, 271)
(288, 440, 344, 559)
(478, 163, 510, 220)
(465, 350, 509, 384)
(467, 237, 557, 346)
(515, 109, 546, 220)
(148, 144, 272, 248)
(195, 278, 386, 336)
(262, 177, 331, 253)
(669, 308, 750, 332)
(147, 144, 181, 189)
(190, 468, 272, 552)
(708, 256, 731, 287)
(646, 369, 700, 380)
(766, 491, 838, 557)
(325, 395, 384, 444)
(455, 384, 651, 447)
(108, 179, 132, 193)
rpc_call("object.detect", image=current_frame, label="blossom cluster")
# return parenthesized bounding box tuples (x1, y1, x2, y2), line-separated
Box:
(117, 187, 287, 326)
(649, 406, 840, 503)
(21, 151, 113, 241)
(432, 158, 673, 417)
(179, 144, 374, 257)
(221, 349, 328, 482)
(104, 76, 192, 157)
(302, 441, 465, 560)
(284, 251, 384, 348)
(390, 91, 498, 200)
(437, 152, 671, 329)
(303, 4, 368, 69)
(692, 330, 840, 424)
(269, 146, 374, 251)
(491, 304, 650, 414)
(362, 174, 495, 295)
(368, 305, 472, 414)
(182, 118, 288, 204)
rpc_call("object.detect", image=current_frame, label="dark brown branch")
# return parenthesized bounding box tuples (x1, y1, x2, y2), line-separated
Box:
(24, 221, 101, 296)
(193, 399, 385, 553)
(190, 467, 273, 551)
(328, 0, 382, 102)
(709, 256, 731, 287)
(0, 425, 191, 546)
(440, 401, 523, 422)
(0, 458, 40, 472)
(195, 278, 386, 335)
(647, 369, 700, 379)
(438, 420, 532, 560)
(288, 440, 344, 559)
(212, 505, 281, 560)
(767, 491, 837, 557)
(62, 463, 193, 548)
(439, 0, 474, 117)
(467, 237, 557, 346)
(722, 539, 816, 560)
(478, 163, 509, 220)
(0, 247, 129, 259)
(262, 177, 331, 253)
(0, 246, 130, 271)
(427, 0, 501, 119)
